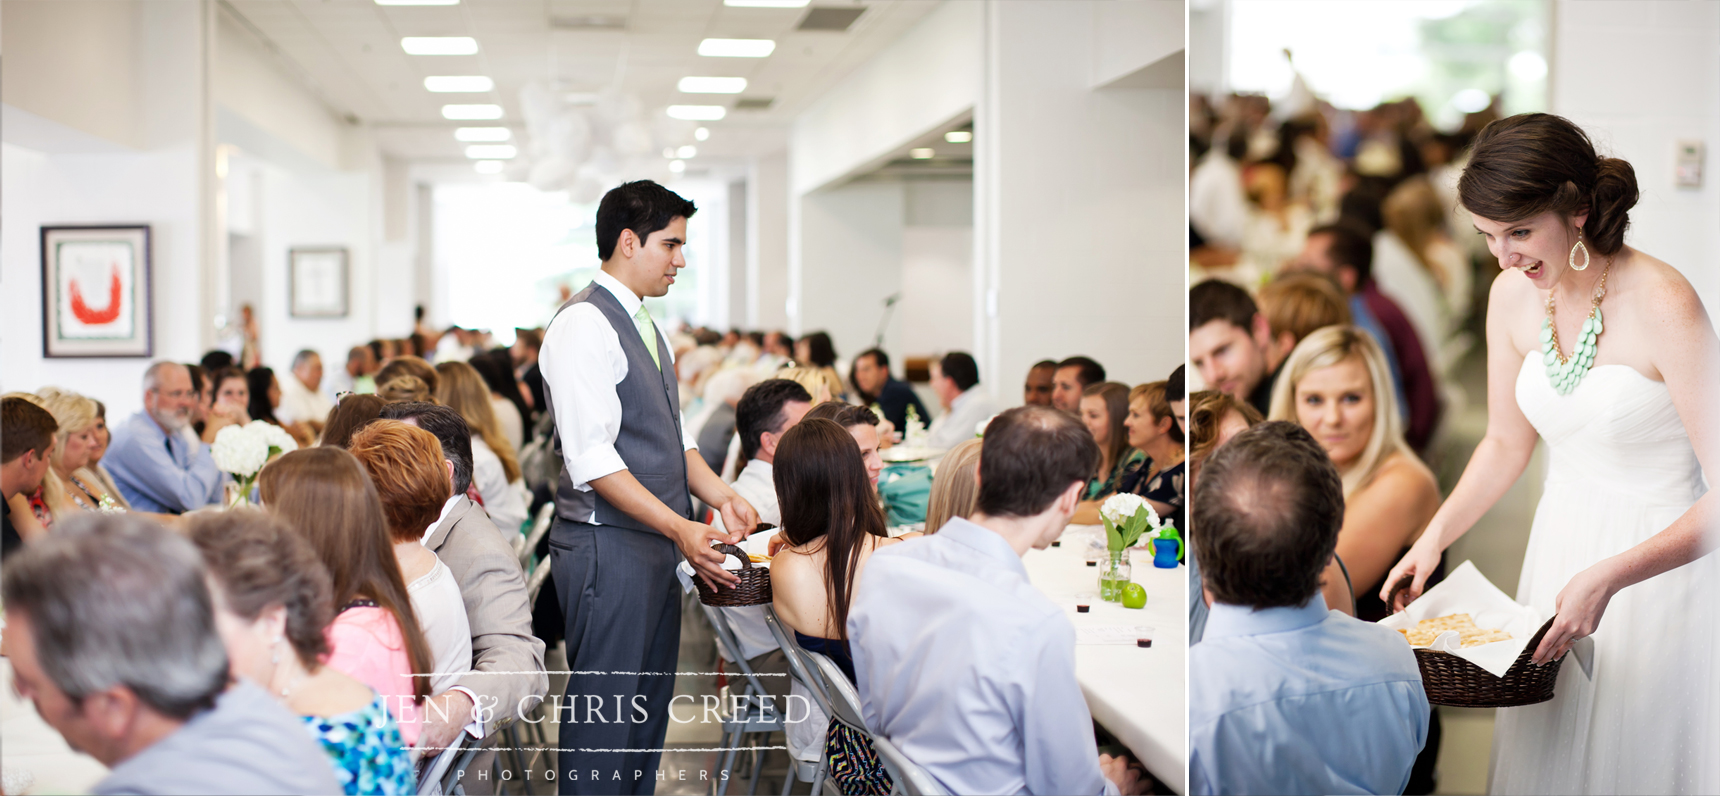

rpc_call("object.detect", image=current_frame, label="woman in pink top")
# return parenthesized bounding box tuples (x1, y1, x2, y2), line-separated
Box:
(260, 447, 435, 746)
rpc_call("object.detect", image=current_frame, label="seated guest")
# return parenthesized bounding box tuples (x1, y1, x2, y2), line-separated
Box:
(435, 361, 529, 533)
(923, 437, 981, 533)
(321, 393, 386, 449)
(776, 365, 844, 407)
(1052, 356, 1107, 415)
(106, 362, 223, 514)
(75, 399, 132, 510)
(3, 397, 58, 557)
(1166, 365, 1187, 436)
(1119, 381, 1187, 531)
(925, 352, 998, 451)
(1257, 271, 1352, 365)
(197, 367, 248, 444)
(469, 350, 530, 452)
(259, 447, 436, 746)
(188, 510, 414, 794)
(200, 349, 235, 374)
(692, 367, 755, 476)
(376, 401, 548, 751)
(1291, 222, 1440, 452)
(795, 331, 845, 396)
(1189, 421, 1429, 795)
(186, 363, 210, 438)
(1, 513, 341, 794)
(1189, 280, 1282, 416)
(847, 407, 1138, 795)
(511, 328, 546, 418)
(1023, 359, 1057, 407)
(247, 366, 314, 447)
(1079, 382, 1142, 500)
(804, 402, 886, 488)
(1185, 390, 1264, 645)
(348, 422, 475, 700)
(331, 345, 379, 398)
(38, 387, 120, 512)
(377, 374, 434, 404)
(1269, 326, 1440, 622)
(851, 348, 930, 432)
(375, 355, 441, 397)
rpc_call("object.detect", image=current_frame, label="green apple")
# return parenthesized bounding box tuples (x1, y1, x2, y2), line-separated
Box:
(1121, 583, 1147, 609)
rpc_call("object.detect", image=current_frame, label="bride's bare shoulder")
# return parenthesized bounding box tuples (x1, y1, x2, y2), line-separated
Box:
(1622, 249, 1708, 326)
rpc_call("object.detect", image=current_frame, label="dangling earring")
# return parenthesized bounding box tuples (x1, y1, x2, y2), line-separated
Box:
(1569, 229, 1590, 271)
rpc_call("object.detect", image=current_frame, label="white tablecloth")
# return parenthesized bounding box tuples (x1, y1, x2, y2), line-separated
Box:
(1022, 525, 1187, 794)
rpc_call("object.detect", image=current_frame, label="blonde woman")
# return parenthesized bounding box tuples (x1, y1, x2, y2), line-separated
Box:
(37, 388, 119, 513)
(924, 438, 982, 534)
(1270, 325, 1440, 621)
(434, 361, 528, 533)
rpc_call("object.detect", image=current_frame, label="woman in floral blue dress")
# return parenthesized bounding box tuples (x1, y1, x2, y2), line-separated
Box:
(189, 509, 415, 794)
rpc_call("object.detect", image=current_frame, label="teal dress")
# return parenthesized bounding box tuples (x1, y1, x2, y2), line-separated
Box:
(301, 692, 415, 795)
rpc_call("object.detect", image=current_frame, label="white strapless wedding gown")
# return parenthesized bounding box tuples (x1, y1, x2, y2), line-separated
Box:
(1490, 353, 1720, 794)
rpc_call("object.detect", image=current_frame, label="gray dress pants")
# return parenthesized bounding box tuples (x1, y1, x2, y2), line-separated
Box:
(549, 518, 682, 795)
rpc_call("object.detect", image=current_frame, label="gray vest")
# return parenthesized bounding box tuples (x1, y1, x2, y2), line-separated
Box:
(544, 281, 693, 530)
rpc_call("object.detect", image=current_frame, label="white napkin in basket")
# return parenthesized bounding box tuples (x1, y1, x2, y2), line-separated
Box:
(1379, 561, 1547, 678)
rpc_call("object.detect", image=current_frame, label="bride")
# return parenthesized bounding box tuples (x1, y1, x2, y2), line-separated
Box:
(1383, 113, 1719, 794)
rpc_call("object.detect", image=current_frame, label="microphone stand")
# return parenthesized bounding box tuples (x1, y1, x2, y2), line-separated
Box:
(874, 293, 901, 349)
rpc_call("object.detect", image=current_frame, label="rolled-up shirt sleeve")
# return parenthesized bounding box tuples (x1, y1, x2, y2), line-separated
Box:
(539, 303, 629, 488)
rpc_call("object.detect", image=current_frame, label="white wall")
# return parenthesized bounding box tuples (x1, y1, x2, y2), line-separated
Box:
(898, 180, 976, 359)
(750, 150, 792, 330)
(977, 2, 1187, 395)
(1552, 0, 1720, 308)
(797, 181, 907, 356)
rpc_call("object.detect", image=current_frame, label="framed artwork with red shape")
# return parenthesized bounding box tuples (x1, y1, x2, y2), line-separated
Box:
(40, 225, 153, 358)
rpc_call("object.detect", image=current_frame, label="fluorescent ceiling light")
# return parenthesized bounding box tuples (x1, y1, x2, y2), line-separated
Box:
(443, 104, 503, 120)
(401, 37, 478, 55)
(723, 0, 808, 6)
(678, 76, 748, 94)
(909, 148, 935, 159)
(474, 160, 505, 174)
(944, 131, 973, 143)
(378, 0, 459, 5)
(694, 127, 710, 141)
(677, 145, 697, 159)
(698, 38, 775, 58)
(455, 127, 510, 142)
(425, 76, 494, 92)
(669, 160, 687, 174)
(465, 145, 517, 159)
(668, 105, 727, 121)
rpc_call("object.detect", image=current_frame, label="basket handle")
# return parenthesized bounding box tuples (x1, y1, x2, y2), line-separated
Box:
(712, 542, 753, 569)
(1386, 574, 1416, 614)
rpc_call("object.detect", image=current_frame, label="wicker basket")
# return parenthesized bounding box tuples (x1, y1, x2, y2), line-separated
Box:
(1387, 579, 1565, 708)
(694, 543, 773, 607)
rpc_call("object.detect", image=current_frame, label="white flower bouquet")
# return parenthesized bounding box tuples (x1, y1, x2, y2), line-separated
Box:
(211, 421, 297, 507)
(1099, 493, 1159, 553)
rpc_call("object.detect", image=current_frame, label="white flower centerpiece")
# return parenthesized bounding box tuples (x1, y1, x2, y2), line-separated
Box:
(1096, 493, 1163, 601)
(211, 421, 297, 508)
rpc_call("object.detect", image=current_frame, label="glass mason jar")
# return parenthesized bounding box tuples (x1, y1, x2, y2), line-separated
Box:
(1099, 551, 1133, 602)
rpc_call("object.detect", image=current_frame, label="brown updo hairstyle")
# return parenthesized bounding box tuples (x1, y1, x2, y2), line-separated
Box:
(1457, 113, 1639, 256)
(186, 508, 334, 671)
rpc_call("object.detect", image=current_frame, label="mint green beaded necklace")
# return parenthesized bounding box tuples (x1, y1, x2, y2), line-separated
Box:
(1541, 257, 1612, 396)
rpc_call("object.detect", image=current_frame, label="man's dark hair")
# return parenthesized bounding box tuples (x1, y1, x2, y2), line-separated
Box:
(185, 364, 207, 398)
(3, 397, 58, 464)
(975, 407, 1098, 519)
(1056, 356, 1106, 388)
(378, 402, 475, 495)
(1030, 359, 1057, 372)
(801, 332, 837, 368)
(1309, 221, 1376, 285)
(1193, 421, 1345, 610)
(595, 180, 698, 262)
(747, 331, 765, 348)
(938, 352, 980, 392)
(1190, 279, 1260, 332)
(1166, 364, 1186, 402)
(735, 379, 813, 461)
(199, 350, 234, 373)
(856, 348, 890, 371)
(804, 401, 879, 430)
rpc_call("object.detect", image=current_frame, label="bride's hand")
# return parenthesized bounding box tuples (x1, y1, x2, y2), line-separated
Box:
(1380, 530, 1443, 611)
(1534, 564, 1616, 665)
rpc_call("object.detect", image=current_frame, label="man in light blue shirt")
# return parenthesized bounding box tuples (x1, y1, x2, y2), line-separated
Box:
(105, 362, 223, 513)
(924, 352, 998, 450)
(849, 406, 1138, 796)
(1189, 421, 1428, 795)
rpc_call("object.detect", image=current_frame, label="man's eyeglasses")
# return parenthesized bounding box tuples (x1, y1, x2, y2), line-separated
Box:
(151, 389, 195, 401)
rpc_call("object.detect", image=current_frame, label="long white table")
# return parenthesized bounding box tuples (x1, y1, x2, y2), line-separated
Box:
(1022, 525, 1186, 794)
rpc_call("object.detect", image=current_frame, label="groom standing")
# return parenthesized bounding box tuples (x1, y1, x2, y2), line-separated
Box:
(540, 180, 759, 793)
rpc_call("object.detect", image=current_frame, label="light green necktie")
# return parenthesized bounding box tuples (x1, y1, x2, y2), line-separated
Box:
(633, 304, 661, 370)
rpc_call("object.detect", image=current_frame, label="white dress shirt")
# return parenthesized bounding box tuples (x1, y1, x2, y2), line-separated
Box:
(540, 270, 697, 524)
(847, 518, 1117, 796)
(472, 436, 529, 534)
(926, 385, 999, 451)
(275, 374, 332, 427)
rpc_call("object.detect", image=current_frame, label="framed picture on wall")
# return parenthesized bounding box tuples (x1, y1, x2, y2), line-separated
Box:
(40, 225, 153, 358)
(289, 247, 349, 318)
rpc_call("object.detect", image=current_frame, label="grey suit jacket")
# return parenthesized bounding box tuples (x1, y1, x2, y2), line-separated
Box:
(427, 497, 548, 725)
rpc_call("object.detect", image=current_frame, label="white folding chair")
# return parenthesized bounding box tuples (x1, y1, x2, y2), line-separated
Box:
(515, 502, 556, 569)
(702, 602, 787, 796)
(762, 608, 833, 796)
(870, 734, 947, 796)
